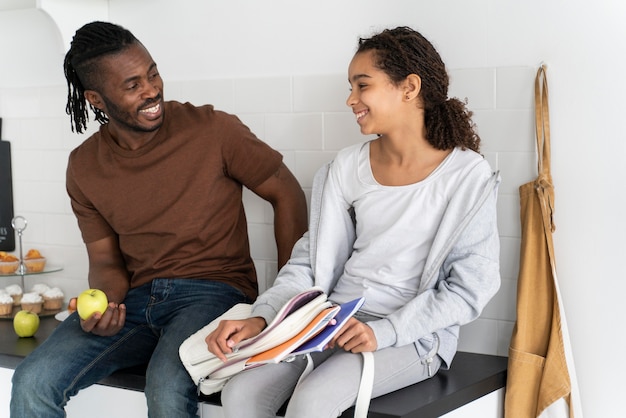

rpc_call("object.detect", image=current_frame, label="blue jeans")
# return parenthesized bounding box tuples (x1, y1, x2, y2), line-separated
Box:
(10, 278, 249, 418)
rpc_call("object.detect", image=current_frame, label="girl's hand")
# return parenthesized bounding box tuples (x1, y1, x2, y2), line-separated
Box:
(328, 317, 377, 353)
(205, 317, 267, 362)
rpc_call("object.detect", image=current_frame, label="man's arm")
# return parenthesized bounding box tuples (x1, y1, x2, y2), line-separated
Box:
(76, 235, 129, 336)
(249, 162, 308, 269)
(85, 235, 130, 304)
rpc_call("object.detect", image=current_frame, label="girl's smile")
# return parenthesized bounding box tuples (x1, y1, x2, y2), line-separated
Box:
(355, 109, 369, 123)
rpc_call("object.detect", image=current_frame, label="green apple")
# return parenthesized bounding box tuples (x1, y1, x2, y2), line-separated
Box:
(13, 310, 40, 338)
(77, 289, 109, 320)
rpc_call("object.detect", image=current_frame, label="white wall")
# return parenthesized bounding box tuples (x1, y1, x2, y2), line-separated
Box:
(0, 0, 624, 416)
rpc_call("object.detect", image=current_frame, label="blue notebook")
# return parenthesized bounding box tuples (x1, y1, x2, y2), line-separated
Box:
(289, 296, 365, 357)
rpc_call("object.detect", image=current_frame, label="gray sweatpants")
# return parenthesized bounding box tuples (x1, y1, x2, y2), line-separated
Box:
(220, 341, 441, 418)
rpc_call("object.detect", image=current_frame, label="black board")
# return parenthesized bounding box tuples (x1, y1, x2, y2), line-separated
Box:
(0, 117, 15, 250)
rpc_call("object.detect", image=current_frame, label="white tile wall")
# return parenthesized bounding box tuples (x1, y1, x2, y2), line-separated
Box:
(0, 66, 536, 356)
(233, 77, 292, 113)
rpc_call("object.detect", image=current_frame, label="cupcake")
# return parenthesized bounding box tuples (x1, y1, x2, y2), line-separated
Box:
(0, 252, 19, 274)
(42, 287, 64, 311)
(20, 292, 43, 314)
(5, 284, 23, 306)
(31, 283, 51, 295)
(0, 291, 13, 316)
(24, 249, 46, 273)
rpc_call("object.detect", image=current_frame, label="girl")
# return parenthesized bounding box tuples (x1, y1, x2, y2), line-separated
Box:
(206, 26, 501, 418)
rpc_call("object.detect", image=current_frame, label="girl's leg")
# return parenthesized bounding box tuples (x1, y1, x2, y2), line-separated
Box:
(285, 344, 442, 418)
(221, 356, 309, 418)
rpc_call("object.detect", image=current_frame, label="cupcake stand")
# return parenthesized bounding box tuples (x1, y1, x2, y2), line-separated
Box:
(1, 216, 63, 318)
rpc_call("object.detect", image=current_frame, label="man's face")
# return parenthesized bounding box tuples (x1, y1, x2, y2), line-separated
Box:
(86, 42, 165, 138)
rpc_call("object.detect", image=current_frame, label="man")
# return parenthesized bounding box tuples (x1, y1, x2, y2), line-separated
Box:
(10, 21, 308, 417)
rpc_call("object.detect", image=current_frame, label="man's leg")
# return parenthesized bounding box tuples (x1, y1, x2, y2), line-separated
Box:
(143, 279, 250, 418)
(10, 282, 158, 418)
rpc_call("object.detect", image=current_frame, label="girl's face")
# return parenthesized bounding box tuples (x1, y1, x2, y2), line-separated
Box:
(346, 50, 406, 137)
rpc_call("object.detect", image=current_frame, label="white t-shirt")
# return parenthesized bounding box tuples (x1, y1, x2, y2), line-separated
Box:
(329, 142, 477, 316)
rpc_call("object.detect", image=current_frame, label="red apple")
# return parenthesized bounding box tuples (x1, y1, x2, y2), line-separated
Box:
(76, 289, 108, 320)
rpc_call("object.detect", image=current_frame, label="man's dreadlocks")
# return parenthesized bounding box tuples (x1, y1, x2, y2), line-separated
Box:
(63, 21, 137, 133)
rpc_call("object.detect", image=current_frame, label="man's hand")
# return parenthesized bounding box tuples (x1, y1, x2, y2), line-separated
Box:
(68, 297, 126, 336)
(328, 317, 377, 353)
(205, 317, 267, 362)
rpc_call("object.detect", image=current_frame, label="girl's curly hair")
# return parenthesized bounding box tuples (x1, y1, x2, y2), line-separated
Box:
(357, 27, 480, 152)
